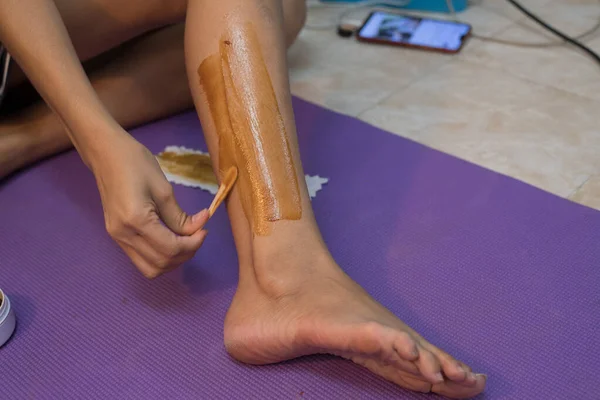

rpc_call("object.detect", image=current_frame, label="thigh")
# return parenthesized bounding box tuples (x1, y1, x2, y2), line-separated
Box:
(6, 0, 187, 91)
(53, 0, 187, 57)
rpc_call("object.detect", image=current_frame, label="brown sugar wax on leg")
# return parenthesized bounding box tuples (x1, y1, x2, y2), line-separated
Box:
(198, 22, 302, 235)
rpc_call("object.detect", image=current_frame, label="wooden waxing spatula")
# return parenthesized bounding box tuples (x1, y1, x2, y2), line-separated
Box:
(208, 166, 238, 217)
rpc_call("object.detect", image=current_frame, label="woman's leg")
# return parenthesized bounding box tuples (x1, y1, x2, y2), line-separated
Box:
(6, 0, 305, 90)
(0, 0, 188, 177)
(0, 0, 306, 179)
(0, 24, 190, 178)
(184, 0, 485, 398)
(5, 0, 187, 90)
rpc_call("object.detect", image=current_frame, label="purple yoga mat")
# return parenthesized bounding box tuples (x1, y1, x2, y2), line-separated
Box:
(1, 98, 599, 399)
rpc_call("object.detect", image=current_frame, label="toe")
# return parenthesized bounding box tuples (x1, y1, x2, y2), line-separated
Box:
(392, 331, 419, 361)
(389, 357, 421, 376)
(359, 358, 432, 394)
(457, 363, 479, 386)
(389, 373, 432, 394)
(432, 373, 487, 399)
(459, 362, 473, 373)
(415, 347, 444, 384)
(351, 343, 421, 376)
(437, 352, 470, 383)
(431, 348, 478, 386)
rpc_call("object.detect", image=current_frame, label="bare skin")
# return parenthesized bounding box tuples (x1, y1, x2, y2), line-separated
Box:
(0, 0, 486, 397)
(0, 0, 305, 180)
(186, 0, 486, 397)
(0, 23, 193, 179)
(0, 0, 211, 277)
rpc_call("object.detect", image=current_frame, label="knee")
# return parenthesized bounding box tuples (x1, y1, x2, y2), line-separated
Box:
(283, 0, 307, 47)
(105, 0, 187, 32)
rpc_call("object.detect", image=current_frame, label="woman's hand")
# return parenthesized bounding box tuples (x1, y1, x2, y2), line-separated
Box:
(92, 133, 209, 278)
(0, 0, 208, 278)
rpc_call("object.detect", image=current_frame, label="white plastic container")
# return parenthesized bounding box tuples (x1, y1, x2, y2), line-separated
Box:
(0, 288, 16, 347)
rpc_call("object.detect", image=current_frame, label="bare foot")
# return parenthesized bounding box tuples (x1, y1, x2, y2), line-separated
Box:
(224, 254, 486, 399)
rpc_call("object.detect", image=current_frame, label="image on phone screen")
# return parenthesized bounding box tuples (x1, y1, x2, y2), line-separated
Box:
(358, 11, 471, 52)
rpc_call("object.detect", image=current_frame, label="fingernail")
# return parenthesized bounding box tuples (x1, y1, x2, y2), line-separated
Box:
(477, 373, 487, 379)
(435, 373, 444, 382)
(455, 364, 464, 373)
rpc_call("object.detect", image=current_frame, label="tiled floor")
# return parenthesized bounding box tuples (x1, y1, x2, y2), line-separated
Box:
(288, 0, 600, 210)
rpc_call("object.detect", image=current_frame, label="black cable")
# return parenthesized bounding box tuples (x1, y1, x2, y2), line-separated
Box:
(506, 0, 600, 66)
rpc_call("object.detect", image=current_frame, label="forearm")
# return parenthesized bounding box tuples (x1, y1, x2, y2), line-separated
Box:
(0, 0, 123, 164)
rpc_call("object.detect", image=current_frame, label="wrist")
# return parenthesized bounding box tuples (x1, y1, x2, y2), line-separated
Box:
(68, 118, 129, 172)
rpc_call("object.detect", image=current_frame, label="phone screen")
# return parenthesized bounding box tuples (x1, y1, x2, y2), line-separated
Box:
(358, 11, 471, 52)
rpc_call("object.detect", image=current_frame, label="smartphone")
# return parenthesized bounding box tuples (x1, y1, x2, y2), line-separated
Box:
(356, 11, 471, 54)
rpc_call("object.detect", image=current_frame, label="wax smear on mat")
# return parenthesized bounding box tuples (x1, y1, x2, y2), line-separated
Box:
(156, 146, 329, 198)
(156, 146, 218, 193)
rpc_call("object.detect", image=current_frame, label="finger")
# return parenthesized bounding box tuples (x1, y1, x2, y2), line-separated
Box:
(140, 220, 208, 262)
(154, 186, 208, 235)
(129, 234, 175, 270)
(432, 374, 487, 399)
(131, 232, 202, 273)
(120, 243, 162, 279)
(137, 218, 183, 258)
(163, 229, 208, 268)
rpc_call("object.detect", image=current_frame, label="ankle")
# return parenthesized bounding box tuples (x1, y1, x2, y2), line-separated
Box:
(252, 243, 341, 298)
